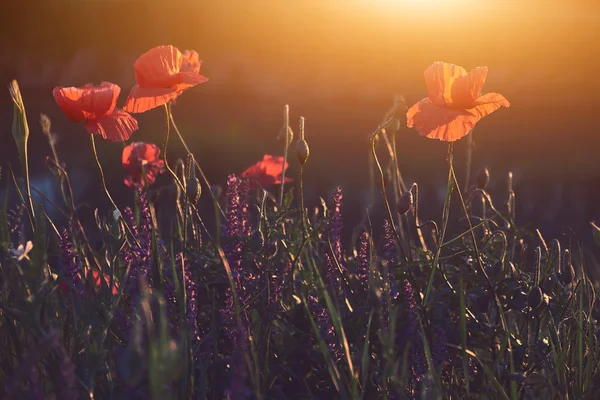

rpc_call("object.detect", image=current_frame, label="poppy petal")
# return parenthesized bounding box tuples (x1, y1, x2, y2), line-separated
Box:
(451, 66, 488, 107)
(122, 85, 183, 113)
(172, 72, 209, 92)
(84, 109, 138, 142)
(407, 98, 480, 142)
(53, 82, 120, 122)
(181, 50, 201, 74)
(134, 45, 183, 88)
(469, 92, 510, 118)
(424, 62, 467, 107)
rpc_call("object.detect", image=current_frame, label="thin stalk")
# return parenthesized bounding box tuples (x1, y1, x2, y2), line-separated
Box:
(449, 162, 517, 398)
(279, 104, 290, 208)
(168, 107, 225, 218)
(423, 143, 454, 305)
(89, 134, 140, 249)
(298, 116, 308, 238)
(370, 128, 407, 264)
(464, 130, 473, 192)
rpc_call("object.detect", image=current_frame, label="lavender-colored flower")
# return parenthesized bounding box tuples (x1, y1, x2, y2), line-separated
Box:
(222, 174, 253, 339)
(324, 187, 345, 296)
(357, 232, 370, 288)
(381, 219, 396, 266)
(59, 229, 84, 296)
(308, 295, 342, 363)
(403, 279, 418, 340)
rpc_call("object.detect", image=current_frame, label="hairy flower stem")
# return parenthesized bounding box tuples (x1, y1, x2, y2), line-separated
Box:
(163, 104, 216, 246)
(279, 104, 290, 209)
(423, 144, 454, 305)
(464, 130, 473, 192)
(369, 124, 407, 264)
(298, 117, 308, 238)
(449, 159, 517, 399)
(168, 109, 225, 218)
(89, 134, 141, 248)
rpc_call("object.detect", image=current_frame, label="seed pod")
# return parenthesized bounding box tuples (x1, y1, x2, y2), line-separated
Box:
(528, 285, 543, 309)
(186, 177, 202, 204)
(397, 190, 413, 215)
(476, 167, 490, 190)
(296, 139, 310, 166)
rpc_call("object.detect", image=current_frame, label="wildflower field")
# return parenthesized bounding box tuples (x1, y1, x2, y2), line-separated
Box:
(1, 41, 600, 400)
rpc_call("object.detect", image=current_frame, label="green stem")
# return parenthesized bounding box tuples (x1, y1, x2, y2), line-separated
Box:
(370, 125, 407, 264)
(423, 143, 454, 304)
(167, 108, 225, 218)
(464, 129, 473, 192)
(279, 104, 290, 209)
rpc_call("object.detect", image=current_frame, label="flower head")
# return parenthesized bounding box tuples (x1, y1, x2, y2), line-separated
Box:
(53, 82, 138, 142)
(123, 45, 208, 113)
(122, 142, 165, 188)
(239, 155, 293, 190)
(406, 62, 509, 142)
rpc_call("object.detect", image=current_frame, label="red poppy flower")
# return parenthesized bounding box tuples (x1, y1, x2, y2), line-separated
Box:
(53, 82, 138, 142)
(406, 62, 510, 142)
(90, 269, 119, 295)
(57, 270, 118, 295)
(122, 142, 165, 188)
(240, 155, 293, 190)
(122, 45, 208, 113)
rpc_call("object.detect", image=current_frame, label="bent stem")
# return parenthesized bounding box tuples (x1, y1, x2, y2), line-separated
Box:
(163, 105, 216, 246)
(449, 157, 517, 399)
(167, 105, 225, 218)
(89, 135, 141, 249)
(423, 143, 454, 305)
(370, 125, 407, 264)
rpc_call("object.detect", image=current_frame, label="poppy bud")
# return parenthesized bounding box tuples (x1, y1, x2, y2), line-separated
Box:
(476, 167, 490, 190)
(296, 139, 310, 166)
(527, 285, 543, 309)
(186, 177, 202, 204)
(397, 190, 413, 215)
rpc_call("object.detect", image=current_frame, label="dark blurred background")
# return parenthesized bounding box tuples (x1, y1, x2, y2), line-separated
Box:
(1, 1, 599, 261)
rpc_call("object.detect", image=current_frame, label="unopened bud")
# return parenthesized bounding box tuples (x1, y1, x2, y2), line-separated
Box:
(476, 167, 490, 190)
(296, 139, 310, 165)
(527, 285, 543, 309)
(186, 177, 202, 204)
(397, 190, 413, 215)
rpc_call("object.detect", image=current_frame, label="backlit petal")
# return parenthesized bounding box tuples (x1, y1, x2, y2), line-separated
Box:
(53, 81, 119, 122)
(84, 109, 138, 142)
(134, 45, 183, 88)
(407, 97, 480, 142)
(424, 62, 467, 107)
(451, 66, 488, 107)
(181, 50, 201, 74)
(468, 92, 511, 118)
(122, 85, 182, 113)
